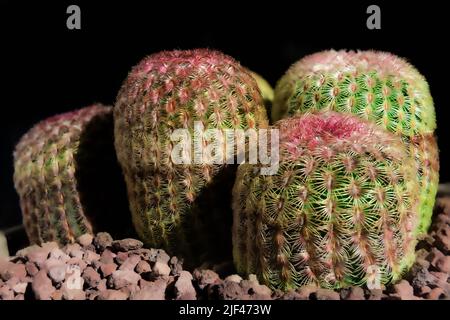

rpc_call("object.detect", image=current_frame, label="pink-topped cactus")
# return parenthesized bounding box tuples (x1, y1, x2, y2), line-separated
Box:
(272, 50, 439, 236)
(114, 49, 268, 266)
(14, 104, 133, 245)
(233, 112, 420, 290)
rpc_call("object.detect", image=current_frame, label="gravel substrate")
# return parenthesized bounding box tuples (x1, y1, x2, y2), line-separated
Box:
(1, 198, 449, 300)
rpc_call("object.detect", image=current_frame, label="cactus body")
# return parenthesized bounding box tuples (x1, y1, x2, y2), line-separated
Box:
(272, 50, 439, 235)
(250, 71, 274, 116)
(14, 104, 132, 245)
(114, 49, 268, 266)
(233, 112, 419, 290)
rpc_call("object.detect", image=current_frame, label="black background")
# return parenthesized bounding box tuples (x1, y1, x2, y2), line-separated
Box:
(0, 1, 448, 230)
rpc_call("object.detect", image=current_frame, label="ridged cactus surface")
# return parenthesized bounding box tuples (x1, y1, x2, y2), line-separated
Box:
(233, 112, 419, 290)
(272, 50, 439, 235)
(114, 49, 268, 266)
(14, 104, 133, 245)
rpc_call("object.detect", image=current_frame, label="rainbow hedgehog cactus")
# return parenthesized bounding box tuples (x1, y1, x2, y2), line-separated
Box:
(114, 49, 268, 265)
(14, 104, 133, 245)
(232, 112, 420, 290)
(272, 50, 439, 236)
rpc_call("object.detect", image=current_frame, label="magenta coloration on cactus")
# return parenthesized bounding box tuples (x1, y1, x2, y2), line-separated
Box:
(272, 50, 439, 236)
(114, 49, 268, 266)
(14, 104, 133, 245)
(233, 112, 420, 290)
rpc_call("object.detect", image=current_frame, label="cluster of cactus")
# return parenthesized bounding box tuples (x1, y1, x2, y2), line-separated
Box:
(232, 112, 419, 289)
(272, 50, 439, 236)
(114, 49, 268, 266)
(12, 49, 439, 292)
(13, 104, 133, 245)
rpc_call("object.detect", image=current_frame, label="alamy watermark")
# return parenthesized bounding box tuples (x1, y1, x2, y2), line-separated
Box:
(170, 122, 279, 175)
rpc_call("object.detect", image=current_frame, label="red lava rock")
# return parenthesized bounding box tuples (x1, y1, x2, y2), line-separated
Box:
(240, 275, 271, 300)
(12, 281, 28, 294)
(175, 271, 196, 300)
(26, 249, 50, 268)
(224, 274, 242, 283)
(280, 290, 304, 300)
(367, 289, 383, 300)
(115, 252, 129, 265)
(425, 287, 447, 300)
(62, 281, 86, 300)
(112, 239, 143, 252)
(83, 250, 100, 265)
(83, 267, 101, 288)
(429, 271, 448, 288)
(77, 234, 94, 247)
(217, 279, 245, 300)
(25, 261, 39, 277)
(417, 285, 432, 297)
(100, 263, 117, 277)
(151, 249, 170, 264)
(436, 255, 450, 273)
(66, 243, 84, 260)
(193, 269, 221, 289)
(0, 285, 14, 300)
(427, 248, 445, 268)
(341, 287, 365, 300)
(391, 280, 417, 300)
(135, 260, 151, 274)
(296, 285, 318, 299)
(49, 248, 70, 262)
(94, 232, 113, 251)
(32, 270, 55, 300)
(169, 256, 183, 275)
(97, 289, 128, 300)
(0, 262, 26, 281)
(153, 261, 171, 276)
(47, 263, 66, 283)
(314, 288, 340, 300)
(131, 278, 167, 300)
(119, 255, 140, 271)
(100, 249, 116, 264)
(435, 225, 450, 254)
(97, 279, 107, 291)
(111, 270, 141, 289)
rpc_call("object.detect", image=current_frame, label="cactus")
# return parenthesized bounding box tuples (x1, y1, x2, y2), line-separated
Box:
(249, 71, 274, 117)
(14, 104, 133, 245)
(272, 50, 439, 235)
(232, 112, 420, 290)
(114, 49, 268, 266)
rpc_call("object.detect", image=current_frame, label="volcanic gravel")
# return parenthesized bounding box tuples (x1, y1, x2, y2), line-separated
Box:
(1, 198, 450, 300)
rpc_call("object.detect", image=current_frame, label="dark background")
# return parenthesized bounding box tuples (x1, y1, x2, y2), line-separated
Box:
(0, 1, 448, 230)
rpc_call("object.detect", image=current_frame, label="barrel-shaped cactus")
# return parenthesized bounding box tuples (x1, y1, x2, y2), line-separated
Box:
(14, 104, 133, 245)
(114, 49, 268, 266)
(233, 112, 420, 290)
(272, 50, 439, 235)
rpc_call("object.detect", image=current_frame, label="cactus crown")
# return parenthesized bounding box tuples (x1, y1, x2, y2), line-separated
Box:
(233, 112, 419, 290)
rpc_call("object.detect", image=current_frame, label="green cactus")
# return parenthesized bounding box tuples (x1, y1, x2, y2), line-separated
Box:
(14, 104, 133, 245)
(272, 50, 439, 236)
(114, 49, 268, 266)
(233, 112, 420, 290)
